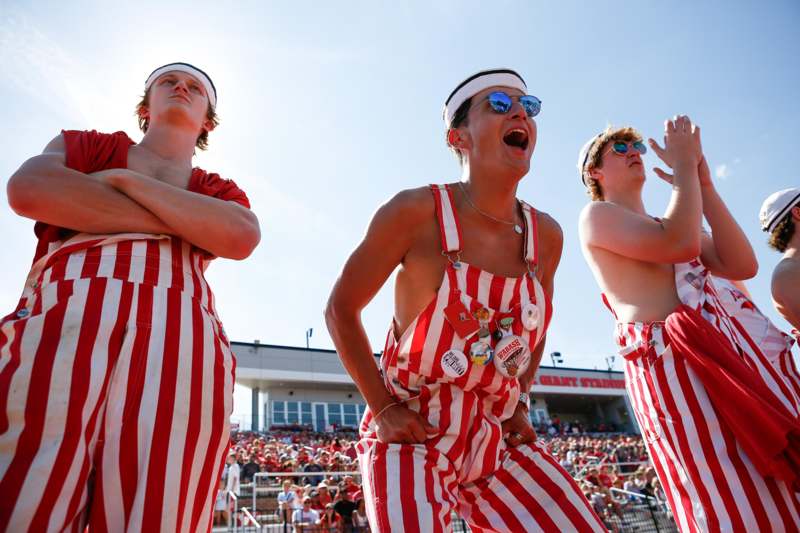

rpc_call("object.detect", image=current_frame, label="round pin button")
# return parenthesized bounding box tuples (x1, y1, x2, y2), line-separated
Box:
(521, 303, 541, 331)
(440, 349, 468, 378)
(493, 335, 531, 378)
(16, 309, 30, 319)
(469, 341, 493, 366)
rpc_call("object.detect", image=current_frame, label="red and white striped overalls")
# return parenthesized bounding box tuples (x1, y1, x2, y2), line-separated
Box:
(713, 276, 800, 406)
(609, 260, 800, 533)
(0, 134, 238, 532)
(357, 184, 605, 533)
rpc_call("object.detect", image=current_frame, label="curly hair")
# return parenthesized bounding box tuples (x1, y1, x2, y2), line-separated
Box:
(768, 215, 796, 252)
(445, 97, 473, 165)
(582, 126, 643, 201)
(135, 88, 219, 151)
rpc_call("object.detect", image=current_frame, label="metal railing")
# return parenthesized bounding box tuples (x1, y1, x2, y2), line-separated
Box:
(227, 491, 239, 532)
(596, 488, 677, 533)
(221, 468, 673, 533)
(240, 507, 261, 528)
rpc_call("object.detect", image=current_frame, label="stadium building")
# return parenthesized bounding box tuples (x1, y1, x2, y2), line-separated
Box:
(231, 341, 637, 433)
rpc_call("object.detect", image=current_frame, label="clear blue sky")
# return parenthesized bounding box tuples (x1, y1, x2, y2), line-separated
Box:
(1, 1, 798, 419)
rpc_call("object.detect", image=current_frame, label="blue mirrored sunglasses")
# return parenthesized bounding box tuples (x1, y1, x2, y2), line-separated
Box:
(480, 91, 542, 118)
(607, 140, 647, 156)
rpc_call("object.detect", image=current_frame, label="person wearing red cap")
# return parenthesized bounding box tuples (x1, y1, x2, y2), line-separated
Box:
(326, 68, 604, 532)
(578, 118, 800, 531)
(1, 62, 260, 532)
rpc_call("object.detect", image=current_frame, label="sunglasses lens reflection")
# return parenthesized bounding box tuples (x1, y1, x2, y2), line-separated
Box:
(520, 96, 541, 118)
(488, 92, 512, 113)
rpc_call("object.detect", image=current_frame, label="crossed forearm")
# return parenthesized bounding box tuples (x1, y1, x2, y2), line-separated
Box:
(7, 157, 171, 234)
(108, 170, 259, 259)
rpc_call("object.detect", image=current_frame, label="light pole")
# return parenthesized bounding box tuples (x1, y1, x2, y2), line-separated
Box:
(605, 354, 616, 373)
(550, 351, 563, 367)
(305, 328, 313, 348)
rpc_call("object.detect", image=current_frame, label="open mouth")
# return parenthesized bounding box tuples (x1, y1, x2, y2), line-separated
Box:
(503, 128, 529, 151)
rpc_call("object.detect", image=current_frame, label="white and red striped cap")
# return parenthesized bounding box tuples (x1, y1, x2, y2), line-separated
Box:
(760, 187, 800, 232)
(145, 62, 217, 109)
(443, 68, 526, 127)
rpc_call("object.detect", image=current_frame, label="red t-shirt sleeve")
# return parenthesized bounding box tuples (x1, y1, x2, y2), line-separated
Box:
(190, 170, 251, 209)
(62, 129, 132, 172)
(33, 130, 133, 243)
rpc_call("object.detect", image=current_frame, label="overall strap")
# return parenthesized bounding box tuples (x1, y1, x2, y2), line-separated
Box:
(601, 293, 619, 320)
(520, 201, 538, 270)
(429, 184, 463, 254)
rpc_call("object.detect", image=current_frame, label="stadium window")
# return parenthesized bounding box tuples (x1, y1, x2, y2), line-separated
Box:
(328, 403, 342, 426)
(287, 401, 299, 424)
(343, 404, 358, 427)
(301, 402, 313, 425)
(357, 404, 366, 419)
(273, 401, 286, 424)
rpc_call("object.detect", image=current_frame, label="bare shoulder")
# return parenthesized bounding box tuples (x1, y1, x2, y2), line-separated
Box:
(535, 210, 563, 252)
(372, 185, 435, 232)
(363, 185, 438, 251)
(380, 185, 434, 217)
(42, 133, 66, 155)
(772, 257, 800, 299)
(579, 200, 622, 226)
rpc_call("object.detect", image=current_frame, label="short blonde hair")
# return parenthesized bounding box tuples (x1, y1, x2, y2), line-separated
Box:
(582, 126, 643, 201)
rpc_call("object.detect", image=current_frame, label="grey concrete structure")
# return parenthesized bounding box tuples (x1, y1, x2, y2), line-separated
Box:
(231, 341, 637, 433)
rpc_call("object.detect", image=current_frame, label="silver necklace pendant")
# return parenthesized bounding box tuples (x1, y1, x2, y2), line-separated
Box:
(514, 224, 523, 235)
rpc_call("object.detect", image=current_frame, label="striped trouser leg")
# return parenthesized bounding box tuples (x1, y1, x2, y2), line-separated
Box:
(0, 279, 235, 533)
(87, 283, 235, 533)
(626, 344, 800, 533)
(457, 441, 607, 532)
(0, 278, 122, 532)
(357, 439, 459, 533)
(778, 349, 800, 407)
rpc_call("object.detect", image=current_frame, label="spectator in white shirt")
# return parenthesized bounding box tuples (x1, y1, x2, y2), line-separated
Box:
(225, 453, 240, 496)
(277, 479, 297, 521)
(292, 497, 320, 532)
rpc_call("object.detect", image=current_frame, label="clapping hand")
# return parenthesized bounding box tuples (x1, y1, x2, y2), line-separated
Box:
(647, 115, 709, 186)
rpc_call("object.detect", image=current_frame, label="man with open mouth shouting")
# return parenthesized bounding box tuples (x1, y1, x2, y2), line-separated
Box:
(326, 69, 605, 532)
(2, 62, 260, 532)
(578, 119, 800, 532)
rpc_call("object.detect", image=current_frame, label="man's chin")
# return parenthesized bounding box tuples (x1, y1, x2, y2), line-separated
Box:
(155, 107, 202, 128)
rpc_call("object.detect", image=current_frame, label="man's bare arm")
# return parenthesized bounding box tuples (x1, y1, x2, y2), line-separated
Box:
(696, 157, 758, 279)
(580, 202, 701, 263)
(326, 188, 437, 443)
(6, 135, 172, 234)
(103, 170, 260, 260)
(518, 213, 562, 393)
(581, 117, 704, 263)
(772, 260, 800, 330)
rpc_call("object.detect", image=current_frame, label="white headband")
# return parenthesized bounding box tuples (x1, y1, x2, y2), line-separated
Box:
(578, 133, 603, 185)
(443, 69, 527, 127)
(145, 62, 217, 109)
(760, 187, 800, 232)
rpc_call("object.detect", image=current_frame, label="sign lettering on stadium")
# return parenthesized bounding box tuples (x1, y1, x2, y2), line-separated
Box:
(535, 375, 625, 389)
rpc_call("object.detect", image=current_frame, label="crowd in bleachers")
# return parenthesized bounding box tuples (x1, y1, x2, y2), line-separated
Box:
(216, 427, 654, 531)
